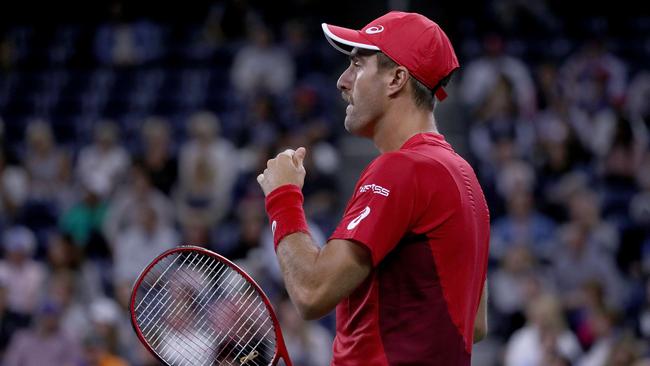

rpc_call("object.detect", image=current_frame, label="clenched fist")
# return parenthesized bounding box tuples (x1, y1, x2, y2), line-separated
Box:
(257, 147, 307, 196)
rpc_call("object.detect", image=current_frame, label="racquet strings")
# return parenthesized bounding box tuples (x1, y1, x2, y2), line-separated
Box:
(132, 250, 277, 366)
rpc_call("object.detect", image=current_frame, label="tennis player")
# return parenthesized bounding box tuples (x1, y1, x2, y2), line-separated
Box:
(257, 11, 489, 364)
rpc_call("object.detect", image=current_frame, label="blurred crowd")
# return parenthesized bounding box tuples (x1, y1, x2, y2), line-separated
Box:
(0, 0, 649, 365)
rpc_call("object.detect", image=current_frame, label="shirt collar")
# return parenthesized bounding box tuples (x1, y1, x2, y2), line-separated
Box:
(400, 132, 451, 150)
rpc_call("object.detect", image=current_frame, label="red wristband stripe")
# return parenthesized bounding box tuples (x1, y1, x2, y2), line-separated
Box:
(264, 184, 309, 250)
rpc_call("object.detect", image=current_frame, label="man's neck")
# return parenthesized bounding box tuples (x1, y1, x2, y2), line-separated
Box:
(373, 103, 438, 153)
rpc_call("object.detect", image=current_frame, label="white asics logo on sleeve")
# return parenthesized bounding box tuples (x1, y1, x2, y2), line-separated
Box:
(359, 184, 390, 197)
(271, 220, 277, 235)
(347, 206, 371, 230)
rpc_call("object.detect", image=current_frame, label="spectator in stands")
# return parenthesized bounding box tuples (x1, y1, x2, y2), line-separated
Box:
(534, 60, 592, 174)
(534, 111, 592, 221)
(636, 277, 650, 341)
(44, 271, 88, 344)
(87, 297, 123, 360)
(0, 150, 28, 224)
(237, 94, 281, 148)
(535, 62, 562, 111)
(625, 71, 650, 139)
(469, 74, 536, 172)
(488, 159, 536, 218)
(577, 307, 619, 366)
(76, 121, 129, 199)
(505, 294, 582, 366)
(45, 231, 104, 303)
(179, 215, 213, 248)
(565, 281, 608, 348)
(599, 117, 642, 225)
(490, 187, 557, 261)
(80, 332, 128, 366)
(461, 34, 537, 119)
(3, 300, 81, 366)
(177, 111, 238, 227)
(138, 117, 178, 195)
(561, 40, 627, 158)
(629, 152, 650, 273)
(59, 176, 109, 248)
(23, 119, 73, 207)
(0, 227, 46, 317)
(231, 24, 295, 97)
(604, 334, 648, 366)
(46, 232, 80, 274)
(94, 1, 163, 66)
(215, 197, 265, 260)
(566, 189, 620, 255)
(552, 223, 625, 311)
(112, 280, 158, 366)
(490, 245, 553, 339)
(112, 202, 178, 284)
(104, 161, 174, 243)
(0, 284, 30, 357)
(561, 40, 627, 111)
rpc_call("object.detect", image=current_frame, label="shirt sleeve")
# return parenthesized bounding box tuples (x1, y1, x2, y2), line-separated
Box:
(329, 153, 418, 266)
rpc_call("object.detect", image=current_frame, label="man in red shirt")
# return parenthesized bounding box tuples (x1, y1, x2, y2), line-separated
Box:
(257, 11, 489, 365)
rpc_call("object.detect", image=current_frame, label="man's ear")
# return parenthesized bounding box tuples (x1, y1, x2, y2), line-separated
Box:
(386, 66, 410, 98)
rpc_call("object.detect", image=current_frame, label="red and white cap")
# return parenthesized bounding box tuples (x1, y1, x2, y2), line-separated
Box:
(322, 11, 459, 101)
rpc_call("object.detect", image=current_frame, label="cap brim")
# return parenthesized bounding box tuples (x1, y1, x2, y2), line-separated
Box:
(321, 23, 380, 55)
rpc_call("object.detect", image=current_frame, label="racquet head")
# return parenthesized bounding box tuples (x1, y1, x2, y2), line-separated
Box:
(130, 246, 292, 366)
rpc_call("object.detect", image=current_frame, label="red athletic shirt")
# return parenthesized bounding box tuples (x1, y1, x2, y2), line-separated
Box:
(328, 132, 490, 365)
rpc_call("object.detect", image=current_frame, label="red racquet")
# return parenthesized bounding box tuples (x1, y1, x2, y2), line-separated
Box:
(130, 246, 292, 366)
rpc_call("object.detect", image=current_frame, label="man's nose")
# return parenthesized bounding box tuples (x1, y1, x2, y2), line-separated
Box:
(337, 65, 353, 92)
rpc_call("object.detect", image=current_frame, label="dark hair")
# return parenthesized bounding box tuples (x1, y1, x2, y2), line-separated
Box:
(376, 52, 452, 111)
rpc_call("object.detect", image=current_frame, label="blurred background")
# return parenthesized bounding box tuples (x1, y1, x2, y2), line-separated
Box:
(0, 0, 649, 365)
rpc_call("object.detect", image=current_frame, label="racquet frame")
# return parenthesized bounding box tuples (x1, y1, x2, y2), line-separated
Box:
(130, 245, 293, 366)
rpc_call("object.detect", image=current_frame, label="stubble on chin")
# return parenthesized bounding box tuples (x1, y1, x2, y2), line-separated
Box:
(344, 116, 373, 138)
(344, 122, 355, 135)
(344, 114, 359, 135)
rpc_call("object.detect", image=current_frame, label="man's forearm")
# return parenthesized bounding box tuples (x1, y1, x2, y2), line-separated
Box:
(274, 234, 372, 320)
(276, 232, 331, 319)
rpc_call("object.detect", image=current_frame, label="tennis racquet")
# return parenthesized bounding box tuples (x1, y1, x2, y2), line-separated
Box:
(130, 246, 293, 366)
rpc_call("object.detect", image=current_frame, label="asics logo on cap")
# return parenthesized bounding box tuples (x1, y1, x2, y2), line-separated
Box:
(365, 25, 384, 34)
